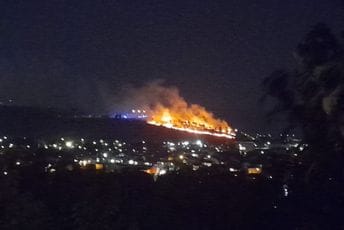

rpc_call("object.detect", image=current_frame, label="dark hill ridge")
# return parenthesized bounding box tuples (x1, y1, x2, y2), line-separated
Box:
(0, 105, 234, 144)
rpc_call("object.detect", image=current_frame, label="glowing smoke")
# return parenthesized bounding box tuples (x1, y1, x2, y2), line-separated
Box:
(114, 81, 235, 138)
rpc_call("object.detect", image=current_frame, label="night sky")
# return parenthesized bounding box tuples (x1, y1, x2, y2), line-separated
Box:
(0, 0, 343, 133)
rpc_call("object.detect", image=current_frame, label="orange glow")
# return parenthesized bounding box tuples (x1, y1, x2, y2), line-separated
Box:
(95, 163, 104, 170)
(247, 167, 262, 174)
(144, 167, 158, 175)
(146, 107, 235, 139)
(122, 82, 236, 139)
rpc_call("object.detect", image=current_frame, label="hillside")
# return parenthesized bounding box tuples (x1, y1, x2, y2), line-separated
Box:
(0, 105, 234, 144)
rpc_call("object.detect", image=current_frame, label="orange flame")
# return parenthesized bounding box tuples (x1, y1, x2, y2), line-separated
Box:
(118, 82, 235, 139)
(145, 94, 235, 139)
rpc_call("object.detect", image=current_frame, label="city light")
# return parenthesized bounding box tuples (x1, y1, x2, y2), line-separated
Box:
(65, 141, 73, 148)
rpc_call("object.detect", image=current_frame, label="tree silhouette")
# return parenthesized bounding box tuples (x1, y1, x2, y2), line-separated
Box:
(262, 23, 344, 178)
(0, 175, 53, 230)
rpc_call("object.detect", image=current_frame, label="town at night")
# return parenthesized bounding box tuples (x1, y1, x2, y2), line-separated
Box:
(1, 1, 344, 229)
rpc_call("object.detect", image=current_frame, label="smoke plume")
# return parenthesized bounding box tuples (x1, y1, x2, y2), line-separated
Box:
(115, 81, 233, 134)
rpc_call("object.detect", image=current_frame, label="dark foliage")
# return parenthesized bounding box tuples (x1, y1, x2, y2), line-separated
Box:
(262, 24, 344, 178)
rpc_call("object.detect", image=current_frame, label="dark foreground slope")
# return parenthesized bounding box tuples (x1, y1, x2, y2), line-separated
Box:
(1, 168, 343, 230)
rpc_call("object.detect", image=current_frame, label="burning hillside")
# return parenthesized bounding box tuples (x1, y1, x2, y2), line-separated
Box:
(114, 82, 235, 139)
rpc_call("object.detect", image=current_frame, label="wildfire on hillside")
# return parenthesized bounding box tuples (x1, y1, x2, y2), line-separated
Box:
(116, 81, 236, 139)
(146, 105, 235, 139)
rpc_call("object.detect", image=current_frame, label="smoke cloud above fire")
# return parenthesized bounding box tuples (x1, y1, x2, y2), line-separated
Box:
(114, 81, 234, 136)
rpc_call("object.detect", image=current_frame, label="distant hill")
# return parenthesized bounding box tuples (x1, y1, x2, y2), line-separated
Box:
(0, 105, 235, 144)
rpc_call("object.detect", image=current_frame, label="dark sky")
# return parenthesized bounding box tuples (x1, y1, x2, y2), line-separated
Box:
(0, 0, 343, 133)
